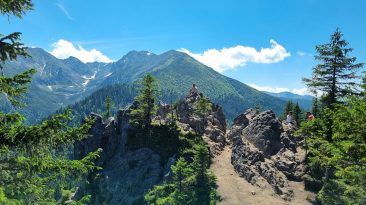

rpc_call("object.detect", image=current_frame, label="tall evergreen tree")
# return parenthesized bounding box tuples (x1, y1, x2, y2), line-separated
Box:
(303, 28, 364, 107)
(104, 96, 113, 118)
(130, 74, 159, 129)
(194, 93, 212, 120)
(293, 102, 302, 125)
(312, 97, 320, 117)
(0, 1, 99, 203)
(361, 72, 366, 97)
(282, 100, 293, 119)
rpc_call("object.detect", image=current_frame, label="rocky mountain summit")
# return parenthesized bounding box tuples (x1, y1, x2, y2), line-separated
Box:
(73, 94, 227, 204)
(228, 109, 306, 201)
(73, 92, 310, 204)
(156, 94, 227, 155)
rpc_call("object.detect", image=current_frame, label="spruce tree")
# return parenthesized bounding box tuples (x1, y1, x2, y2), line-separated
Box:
(361, 72, 366, 97)
(0, 1, 99, 203)
(293, 102, 302, 125)
(104, 96, 113, 118)
(312, 97, 320, 117)
(303, 28, 364, 107)
(282, 100, 293, 119)
(194, 93, 212, 120)
(130, 74, 158, 129)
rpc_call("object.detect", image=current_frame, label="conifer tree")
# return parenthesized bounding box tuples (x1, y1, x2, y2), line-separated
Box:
(0, 1, 99, 203)
(293, 102, 302, 125)
(282, 100, 293, 119)
(130, 74, 158, 129)
(303, 28, 364, 107)
(194, 93, 212, 120)
(312, 97, 320, 117)
(104, 96, 113, 118)
(171, 158, 194, 204)
(361, 72, 366, 97)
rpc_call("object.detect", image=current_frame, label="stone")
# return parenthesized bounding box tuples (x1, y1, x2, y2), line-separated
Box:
(230, 109, 306, 201)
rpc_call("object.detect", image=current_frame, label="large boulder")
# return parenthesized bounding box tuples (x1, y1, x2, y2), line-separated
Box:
(229, 109, 306, 201)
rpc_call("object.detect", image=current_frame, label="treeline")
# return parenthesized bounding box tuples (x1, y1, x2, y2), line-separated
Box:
(59, 83, 183, 124)
(297, 29, 366, 204)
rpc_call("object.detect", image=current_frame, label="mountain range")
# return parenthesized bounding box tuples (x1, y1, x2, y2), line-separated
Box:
(1, 48, 311, 123)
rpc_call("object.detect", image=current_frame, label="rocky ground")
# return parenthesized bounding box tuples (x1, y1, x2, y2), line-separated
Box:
(211, 146, 315, 205)
(214, 108, 316, 204)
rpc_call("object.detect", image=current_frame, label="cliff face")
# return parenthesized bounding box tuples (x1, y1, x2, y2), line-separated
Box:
(73, 95, 227, 204)
(74, 105, 166, 204)
(228, 109, 306, 201)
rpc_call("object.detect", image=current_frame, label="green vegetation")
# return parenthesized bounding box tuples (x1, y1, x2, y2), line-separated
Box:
(0, 1, 99, 203)
(303, 28, 363, 107)
(130, 74, 159, 130)
(125, 75, 218, 204)
(293, 102, 302, 125)
(104, 96, 113, 119)
(298, 29, 365, 204)
(144, 134, 218, 205)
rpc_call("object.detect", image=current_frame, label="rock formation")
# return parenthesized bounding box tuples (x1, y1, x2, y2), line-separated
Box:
(73, 94, 227, 204)
(229, 109, 306, 201)
(156, 94, 227, 155)
(74, 105, 166, 204)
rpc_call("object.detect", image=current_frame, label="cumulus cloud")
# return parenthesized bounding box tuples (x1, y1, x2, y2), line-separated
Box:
(178, 40, 290, 72)
(248, 84, 312, 96)
(50, 39, 112, 63)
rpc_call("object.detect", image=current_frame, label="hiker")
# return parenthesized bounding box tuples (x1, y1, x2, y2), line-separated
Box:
(286, 111, 293, 123)
(188, 84, 199, 97)
(306, 112, 315, 121)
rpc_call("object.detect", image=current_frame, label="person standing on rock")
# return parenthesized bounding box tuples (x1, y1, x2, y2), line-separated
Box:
(306, 112, 315, 121)
(286, 111, 293, 123)
(188, 83, 199, 97)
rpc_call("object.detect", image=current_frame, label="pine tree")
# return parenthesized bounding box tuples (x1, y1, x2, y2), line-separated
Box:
(130, 74, 159, 129)
(282, 100, 293, 119)
(171, 158, 194, 204)
(303, 28, 364, 107)
(191, 144, 217, 205)
(361, 72, 366, 97)
(104, 96, 113, 118)
(293, 102, 302, 125)
(194, 93, 212, 120)
(0, 1, 99, 203)
(312, 97, 320, 117)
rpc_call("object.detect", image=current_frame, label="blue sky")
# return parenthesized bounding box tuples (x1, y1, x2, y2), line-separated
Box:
(1, 0, 365, 95)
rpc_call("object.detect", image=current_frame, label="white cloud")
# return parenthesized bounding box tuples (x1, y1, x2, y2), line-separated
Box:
(248, 84, 312, 96)
(50, 39, 112, 63)
(178, 40, 290, 72)
(297, 51, 312, 57)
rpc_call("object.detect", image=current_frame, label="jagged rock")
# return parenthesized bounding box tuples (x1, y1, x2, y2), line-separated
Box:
(242, 110, 283, 156)
(74, 104, 166, 205)
(229, 109, 306, 201)
(174, 95, 227, 155)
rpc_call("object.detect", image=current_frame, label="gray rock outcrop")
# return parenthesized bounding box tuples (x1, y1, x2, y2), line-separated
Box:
(156, 94, 227, 155)
(229, 109, 306, 201)
(74, 105, 165, 205)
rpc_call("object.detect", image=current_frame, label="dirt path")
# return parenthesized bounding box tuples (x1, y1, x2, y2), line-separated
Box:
(210, 146, 315, 205)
